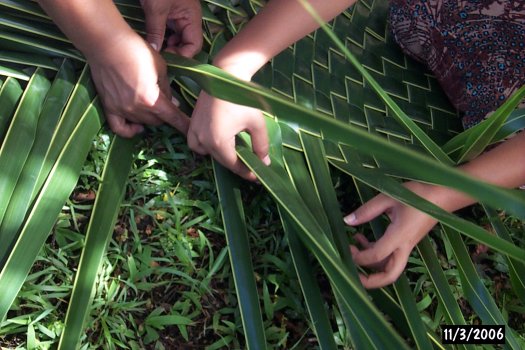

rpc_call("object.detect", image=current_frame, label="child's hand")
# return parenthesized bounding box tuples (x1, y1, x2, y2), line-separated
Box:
(344, 182, 439, 289)
(188, 91, 270, 181)
(140, 0, 202, 57)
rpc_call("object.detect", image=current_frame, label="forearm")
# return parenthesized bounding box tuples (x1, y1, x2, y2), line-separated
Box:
(213, 0, 356, 79)
(431, 132, 525, 212)
(37, 0, 137, 61)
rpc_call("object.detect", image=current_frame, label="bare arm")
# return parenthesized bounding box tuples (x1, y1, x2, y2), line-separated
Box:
(432, 132, 525, 211)
(188, 0, 356, 179)
(37, 0, 138, 62)
(214, 0, 357, 79)
(346, 131, 525, 288)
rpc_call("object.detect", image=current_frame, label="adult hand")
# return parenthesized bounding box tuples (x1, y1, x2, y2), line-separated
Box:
(140, 0, 202, 57)
(344, 181, 439, 289)
(188, 91, 270, 181)
(87, 33, 190, 137)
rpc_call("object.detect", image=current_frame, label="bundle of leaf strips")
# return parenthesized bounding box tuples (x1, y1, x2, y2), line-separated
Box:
(0, 0, 524, 349)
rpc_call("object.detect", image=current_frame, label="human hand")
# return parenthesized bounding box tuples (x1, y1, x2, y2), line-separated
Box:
(344, 182, 439, 289)
(140, 0, 202, 57)
(87, 33, 190, 137)
(188, 91, 270, 181)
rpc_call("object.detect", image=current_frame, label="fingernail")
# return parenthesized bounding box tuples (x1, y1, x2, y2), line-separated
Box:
(150, 42, 159, 51)
(263, 155, 271, 166)
(171, 96, 180, 107)
(344, 213, 356, 225)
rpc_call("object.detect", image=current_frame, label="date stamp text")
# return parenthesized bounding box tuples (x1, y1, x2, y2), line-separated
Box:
(442, 325, 505, 344)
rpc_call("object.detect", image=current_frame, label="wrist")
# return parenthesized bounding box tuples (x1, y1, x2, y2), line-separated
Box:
(84, 28, 141, 64)
(212, 51, 267, 81)
(37, 0, 140, 64)
(213, 58, 256, 81)
(410, 181, 474, 213)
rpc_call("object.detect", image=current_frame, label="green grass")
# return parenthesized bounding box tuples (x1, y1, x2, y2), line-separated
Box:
(0, 2, 523, 347)
(2, 123, 523, 349)
(0, 124, 322, 349)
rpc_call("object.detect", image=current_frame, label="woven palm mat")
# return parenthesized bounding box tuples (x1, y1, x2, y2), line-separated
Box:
(200, 0, 463, 156)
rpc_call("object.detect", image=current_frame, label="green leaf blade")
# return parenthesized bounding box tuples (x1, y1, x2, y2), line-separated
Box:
(0, 101, 103, 321)
(0, 76, 23, 140)
(0, 59, 76, 262)
(213, 161, 268, 350)
(0, 68, 50, 235)
(58, 135, 135, 350)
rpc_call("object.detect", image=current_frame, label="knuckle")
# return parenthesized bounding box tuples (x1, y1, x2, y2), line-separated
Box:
(139, 94, 157, 109)
(119, 103, 134, 116)
(198, 135, 220, 150)
(368, 251, 382, 264)
(148, 33, 164, 43)
(258, 142, 270, 154)
(187, 134, 204, 154)
(210, 139, 224, 151)
(187, 140, 199, 152)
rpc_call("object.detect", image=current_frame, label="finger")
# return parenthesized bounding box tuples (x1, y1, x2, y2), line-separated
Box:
(244, 112, 270, 165)
(166, 32, 181, 49)
(187, 129, 207, 155)
(351, 225, 404, 267)
(350, 235, 387, 270)
(188, 125, 256, 180)
(349, 234, 370, 259)
(354, 233, 372, 248)
(359, 247, 410, 289)
(227, 159, 257, 181)
(216, 152, 257, 181)
(144, 9, 169, 51)
(151, 92, 190, 135)
(158, 71, 173, 103)
(157, 73, 180, 108)
(165, 41, 200, 58)
(176, 40, 203, 58)
(106, 113, 144, 138)
(166, 22, 203, 58)
(344, 194, 392, 226)
(153, 52, 181, 108)
(211, 138, 257, 181)
(349, 245, 360, 257)
(123, 109, 164, 126)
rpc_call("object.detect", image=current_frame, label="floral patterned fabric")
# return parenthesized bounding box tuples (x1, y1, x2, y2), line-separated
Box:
(389, 0, 525, 128)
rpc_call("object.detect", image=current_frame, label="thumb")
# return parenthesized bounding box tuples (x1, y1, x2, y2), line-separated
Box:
(145, 10, 168, 51)
(344, 194, 392, 226)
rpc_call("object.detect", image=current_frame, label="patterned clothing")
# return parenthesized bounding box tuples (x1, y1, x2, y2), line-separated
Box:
(389, 0, 525, 128)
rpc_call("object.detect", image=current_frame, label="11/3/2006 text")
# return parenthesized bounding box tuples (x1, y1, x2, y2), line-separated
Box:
(442, 325, 505, 345)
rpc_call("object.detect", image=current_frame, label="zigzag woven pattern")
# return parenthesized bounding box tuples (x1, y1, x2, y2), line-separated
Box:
(0, 0, 464, 151)
(201, 0, 463, 152)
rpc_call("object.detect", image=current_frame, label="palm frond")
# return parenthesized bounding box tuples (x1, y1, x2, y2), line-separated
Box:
(0, 0, 523, 349)
(59, 135, 135, 350)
